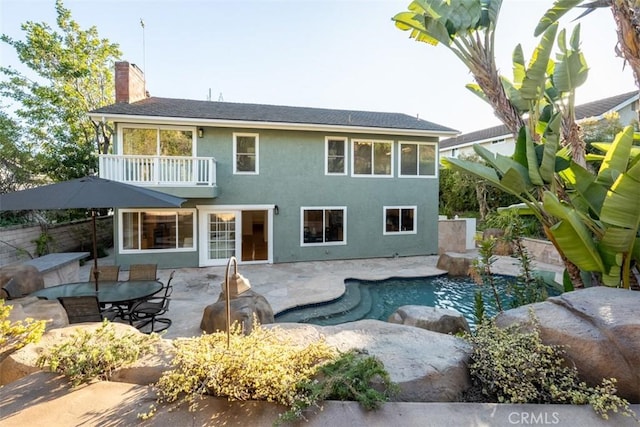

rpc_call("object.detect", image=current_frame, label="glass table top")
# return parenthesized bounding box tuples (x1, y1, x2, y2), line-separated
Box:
(31, 280, 163, 304)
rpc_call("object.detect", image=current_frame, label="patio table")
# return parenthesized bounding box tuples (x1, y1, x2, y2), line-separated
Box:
(30, 280, 163, 305)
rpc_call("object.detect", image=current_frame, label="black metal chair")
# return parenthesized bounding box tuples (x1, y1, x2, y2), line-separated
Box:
(58, 296, 119, 324)
(128, 270, 174, 333)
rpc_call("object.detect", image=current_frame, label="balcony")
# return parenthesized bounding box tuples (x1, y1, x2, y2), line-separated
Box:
(99, 155, 217, 198)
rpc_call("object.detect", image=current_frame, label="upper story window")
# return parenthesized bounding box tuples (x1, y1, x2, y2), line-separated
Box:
(352, 139, 393, 177)
(120, 125, 195, 156)
(233, 133, 259, 174)
(325, 137, 347, 175)
(384, 206, 416, 235)
(399, 142, 437, 178)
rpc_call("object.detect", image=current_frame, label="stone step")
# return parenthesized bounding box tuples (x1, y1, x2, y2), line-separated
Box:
(275, 281, 362, 324)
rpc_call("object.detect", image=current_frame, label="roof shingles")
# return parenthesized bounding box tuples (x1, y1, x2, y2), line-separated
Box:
(92, 97, 457, 133)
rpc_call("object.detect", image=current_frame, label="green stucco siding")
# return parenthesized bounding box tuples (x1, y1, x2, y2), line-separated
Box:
(111, 124, 439, 267)
(201, 127, 439, 263)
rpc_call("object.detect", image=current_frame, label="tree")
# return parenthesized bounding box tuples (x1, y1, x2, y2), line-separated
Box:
(393, 0, 525, 136)
(582, 112, 626, 144)
(535, 0, 640, 94)
(393, 0, 590, 167)
(0, 111, 34, 194)
(0, 0, 121, 181)
(394, 1, 629, 287)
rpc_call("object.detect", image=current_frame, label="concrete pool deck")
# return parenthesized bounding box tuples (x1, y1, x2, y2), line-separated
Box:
(76, 250, 564, 339)
(5, 252, 639, 426)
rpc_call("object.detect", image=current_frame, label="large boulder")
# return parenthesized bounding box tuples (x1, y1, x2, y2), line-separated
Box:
(388, 305, 470, 335)
(200, 288, 274, 334)
(495, 287, 640, 403)
(436, 253, 472, 276)
(0, 322, 171, 386)
(0, 265, 44, 299)
(6, 296, 69, 331)
(273, 319, 472, 402)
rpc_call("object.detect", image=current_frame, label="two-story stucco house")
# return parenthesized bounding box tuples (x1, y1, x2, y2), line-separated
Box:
(439, 91, 639, 158)
(89, 62, 457, 268)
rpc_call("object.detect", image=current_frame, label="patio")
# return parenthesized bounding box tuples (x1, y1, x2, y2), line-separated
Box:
(5, 253, 640, 426)
(77, 249, 563, 340)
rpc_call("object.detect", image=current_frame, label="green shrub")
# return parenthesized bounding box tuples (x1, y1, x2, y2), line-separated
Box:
(36, 320, 160, 386)
(152, 321, 396, 424)
(0, 300, 46, 361)
(465, 314, 636, 420)
(32, 231, 54, 256)
(281, 349, 398, 423)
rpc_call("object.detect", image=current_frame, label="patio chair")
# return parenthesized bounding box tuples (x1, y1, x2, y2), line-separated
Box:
(128, 264, 158, 281)
(58, 296, 119, 324)
(128, 270, 174, 333)
(89, 265, 120, 282)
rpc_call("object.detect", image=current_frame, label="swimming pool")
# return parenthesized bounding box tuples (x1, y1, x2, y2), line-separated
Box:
(275, 274, 538, 328)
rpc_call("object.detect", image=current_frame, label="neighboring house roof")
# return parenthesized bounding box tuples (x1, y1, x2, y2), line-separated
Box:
(439, 90, 639, 150)
(91, 97, 458, 135)
(439, 123, 510, 150)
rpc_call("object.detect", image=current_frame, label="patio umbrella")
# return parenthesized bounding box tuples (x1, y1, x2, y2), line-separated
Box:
(0, 176, 186, 289)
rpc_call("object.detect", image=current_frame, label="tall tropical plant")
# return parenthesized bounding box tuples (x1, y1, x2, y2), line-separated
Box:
(392, 0, 525, 136)
(393, 0, 590, 167)
(553, 126, 640, 288)
(443, 124, 640, 288)
(535, 0, 640, 92)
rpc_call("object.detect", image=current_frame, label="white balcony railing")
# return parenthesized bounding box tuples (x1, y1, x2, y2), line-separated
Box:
(98, 155, 216, 186)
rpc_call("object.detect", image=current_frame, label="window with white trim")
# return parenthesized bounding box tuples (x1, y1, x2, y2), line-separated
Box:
(301, 207, 346, 245)
(384, 206, 416, 235)
(325, 137, 347, 175)
(120, 209, 196, 251)
(233, 133, 259, 174)
(352, 139, 393, 176)
(120, 125, 195, 156)
(399, 142, 437, 177)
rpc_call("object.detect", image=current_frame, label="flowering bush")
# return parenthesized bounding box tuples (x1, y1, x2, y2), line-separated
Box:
(466, 313, 636, 420)
(156, 321, 337, 409)
(153, 320, 396, 423)
(36, 320, 159, 386)
(0, 299, 45, 361)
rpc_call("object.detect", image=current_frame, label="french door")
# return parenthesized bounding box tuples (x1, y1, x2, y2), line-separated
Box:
(198, 206, 273, 267)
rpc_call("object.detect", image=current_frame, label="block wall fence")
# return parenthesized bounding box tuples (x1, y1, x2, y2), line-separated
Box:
(0, 216, 113, 267)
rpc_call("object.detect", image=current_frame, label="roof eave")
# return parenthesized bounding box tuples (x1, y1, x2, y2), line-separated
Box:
(87, 112, 459, 138)
(439, 132, 514, 151)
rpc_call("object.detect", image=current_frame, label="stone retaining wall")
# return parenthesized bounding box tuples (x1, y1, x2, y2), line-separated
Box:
(521, 237, 563, 266)
(0, 217, 113, 267)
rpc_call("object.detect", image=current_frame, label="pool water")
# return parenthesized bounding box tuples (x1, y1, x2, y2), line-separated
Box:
(275, 274, 540, 328)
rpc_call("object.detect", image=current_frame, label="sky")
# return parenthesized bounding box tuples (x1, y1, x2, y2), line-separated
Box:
(1, 0, 637, 134)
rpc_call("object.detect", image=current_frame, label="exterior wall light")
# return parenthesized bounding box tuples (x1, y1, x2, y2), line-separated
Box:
(274, 205, 279, 215)
(198, 128, 204, 138)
